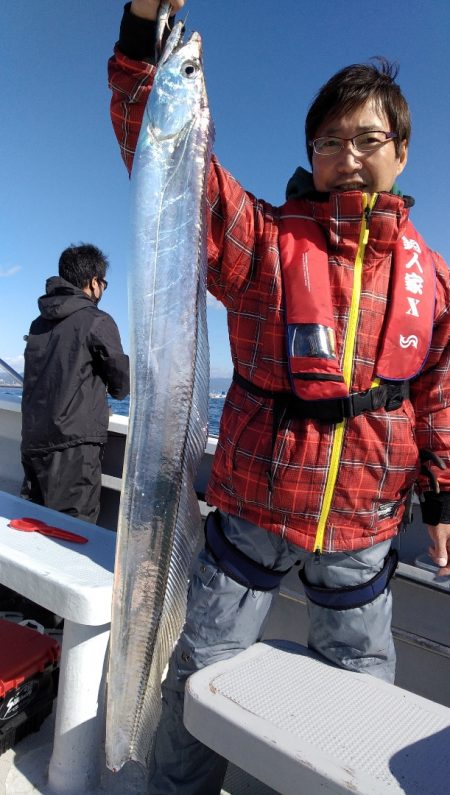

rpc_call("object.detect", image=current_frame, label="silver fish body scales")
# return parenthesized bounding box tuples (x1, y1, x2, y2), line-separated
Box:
(106, 24, 213, 771)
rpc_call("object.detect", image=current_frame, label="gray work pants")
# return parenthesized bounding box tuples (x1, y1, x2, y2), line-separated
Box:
(148, 512, 395, 795)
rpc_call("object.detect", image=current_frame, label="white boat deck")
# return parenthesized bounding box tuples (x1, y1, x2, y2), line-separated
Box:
(0, 709, 148, 795)
(0, 708, 276, 795)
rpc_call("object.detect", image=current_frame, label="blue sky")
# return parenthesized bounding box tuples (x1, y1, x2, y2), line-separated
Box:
(2, 0, 449, 378)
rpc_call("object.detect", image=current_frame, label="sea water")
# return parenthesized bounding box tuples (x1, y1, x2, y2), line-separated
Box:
(0, 388, 225, 439)
(109, 395, 225, 438)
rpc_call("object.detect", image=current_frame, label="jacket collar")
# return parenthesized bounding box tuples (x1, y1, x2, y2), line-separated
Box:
(284, 167, 415, 261)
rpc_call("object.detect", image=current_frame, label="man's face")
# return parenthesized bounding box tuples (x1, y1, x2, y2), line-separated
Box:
(311, 99, 408, 195)
(90, 276, 107, 305)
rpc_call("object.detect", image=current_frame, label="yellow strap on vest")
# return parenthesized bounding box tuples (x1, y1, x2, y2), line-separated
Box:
(313, 193, 378, 554)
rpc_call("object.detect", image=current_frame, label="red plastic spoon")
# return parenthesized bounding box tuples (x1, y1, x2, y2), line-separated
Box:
(8, 517, 88, 544)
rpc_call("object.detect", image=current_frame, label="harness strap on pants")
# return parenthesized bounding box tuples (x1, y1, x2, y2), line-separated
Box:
(299, 548, 398, 610)
(204, 510, 292, 591)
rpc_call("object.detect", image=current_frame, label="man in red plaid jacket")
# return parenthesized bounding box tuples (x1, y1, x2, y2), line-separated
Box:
(109, 2, 450, 792)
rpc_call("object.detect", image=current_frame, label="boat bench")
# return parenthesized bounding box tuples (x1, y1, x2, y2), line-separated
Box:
(185, 640, 450, 795)
(0, 490, 115, 795)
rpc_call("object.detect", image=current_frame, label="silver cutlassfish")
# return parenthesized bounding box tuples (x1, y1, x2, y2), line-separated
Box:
(105, 12, 213, 771)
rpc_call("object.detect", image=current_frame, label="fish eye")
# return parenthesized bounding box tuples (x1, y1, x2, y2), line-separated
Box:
(181, 60, 198, 78)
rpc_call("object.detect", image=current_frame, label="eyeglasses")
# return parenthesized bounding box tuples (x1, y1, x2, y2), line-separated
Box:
(99, 278, 108, 290)
(310, 130, 397, 156)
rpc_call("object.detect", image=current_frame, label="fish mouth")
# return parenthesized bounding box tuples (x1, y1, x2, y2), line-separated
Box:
(160, 23, 202, 64)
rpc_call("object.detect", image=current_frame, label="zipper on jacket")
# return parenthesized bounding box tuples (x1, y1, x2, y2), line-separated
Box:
(313, 193, 378, 554)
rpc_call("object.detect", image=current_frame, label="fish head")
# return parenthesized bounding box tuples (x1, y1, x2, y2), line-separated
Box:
(146, 24, 207, 141)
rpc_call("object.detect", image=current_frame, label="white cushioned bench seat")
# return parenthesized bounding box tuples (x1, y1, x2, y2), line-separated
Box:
(185, 640, 450, 795)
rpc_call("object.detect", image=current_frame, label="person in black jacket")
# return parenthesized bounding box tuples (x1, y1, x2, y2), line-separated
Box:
(21, 243, 130, 523)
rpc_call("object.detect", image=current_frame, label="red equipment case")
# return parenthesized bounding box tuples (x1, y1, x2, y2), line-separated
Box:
(0, 619, 60, 754)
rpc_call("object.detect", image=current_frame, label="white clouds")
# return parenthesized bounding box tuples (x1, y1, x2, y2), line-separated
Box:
(0, 266, 21, 278)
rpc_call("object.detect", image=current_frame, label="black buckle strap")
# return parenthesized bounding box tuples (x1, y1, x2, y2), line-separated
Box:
(233, 370, 409, 423)
(205, 510, 291, 591)
(299, 548, 399, 610)
(345, 385, 388, 418)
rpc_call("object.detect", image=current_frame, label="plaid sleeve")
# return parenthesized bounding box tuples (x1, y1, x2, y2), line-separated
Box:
(206, 156, 271, 303)
(410, 251, 450, 493)
(108, 46, 156, 175)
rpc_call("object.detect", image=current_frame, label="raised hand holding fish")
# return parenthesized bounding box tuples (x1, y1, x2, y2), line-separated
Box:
(130, 0, 185, 21)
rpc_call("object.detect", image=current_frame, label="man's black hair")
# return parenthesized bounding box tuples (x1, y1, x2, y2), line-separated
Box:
(58, 244, 109, 289)
(305, 57, 411, 165)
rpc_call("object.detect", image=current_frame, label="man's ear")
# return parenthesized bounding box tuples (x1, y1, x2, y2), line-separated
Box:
(396, 140, 408, 177)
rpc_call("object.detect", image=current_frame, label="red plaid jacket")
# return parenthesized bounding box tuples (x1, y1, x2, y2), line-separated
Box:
(108, 47, 450, 553)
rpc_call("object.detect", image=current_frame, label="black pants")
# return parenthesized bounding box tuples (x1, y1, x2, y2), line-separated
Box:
(21, 443, 104, 524)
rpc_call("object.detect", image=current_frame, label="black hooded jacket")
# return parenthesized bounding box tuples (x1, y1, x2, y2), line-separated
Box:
(21, 277, 130, 453)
